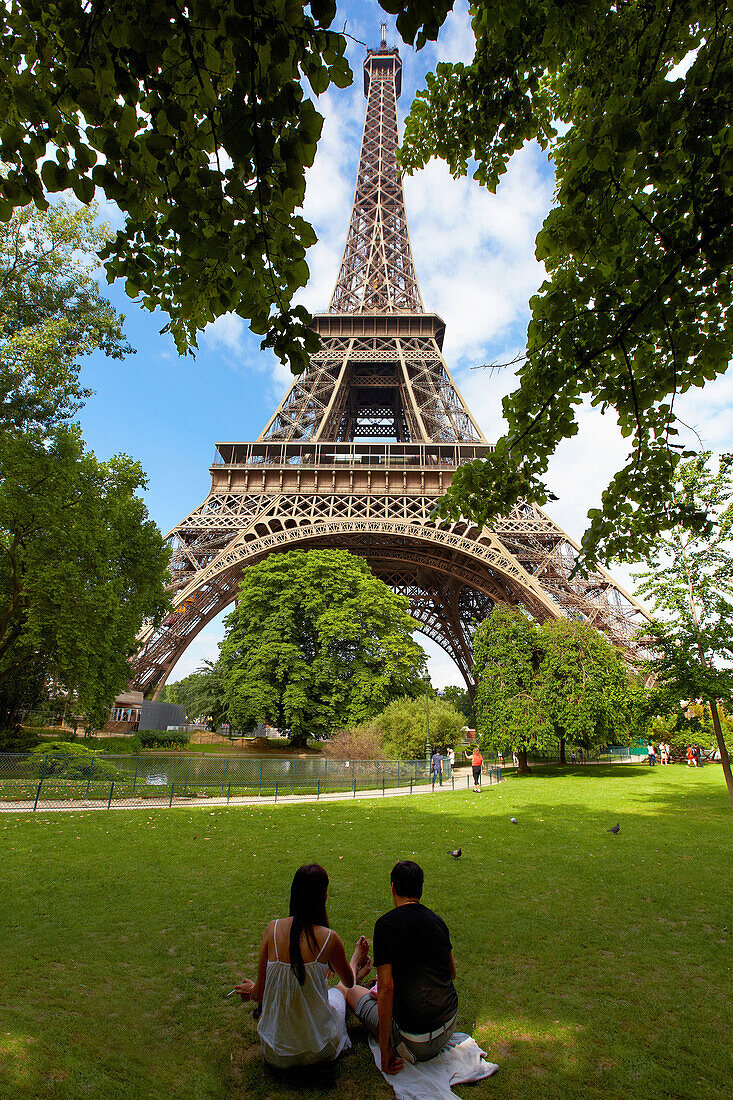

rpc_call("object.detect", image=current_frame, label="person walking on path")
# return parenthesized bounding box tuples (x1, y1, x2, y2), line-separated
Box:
(647, 740, 657, 766)
(431, 750, 444, 788)
(465, 745, 483, 791)
(446, 746, 455, 772)
(338, 860, 458, 1075)
(234, 863, 371, 1068)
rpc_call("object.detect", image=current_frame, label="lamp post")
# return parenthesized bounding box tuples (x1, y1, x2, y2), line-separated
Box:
(425, 687, 431, 772)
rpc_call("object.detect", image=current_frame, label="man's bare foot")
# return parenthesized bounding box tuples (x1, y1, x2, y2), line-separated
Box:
(351, 935, 371, 983)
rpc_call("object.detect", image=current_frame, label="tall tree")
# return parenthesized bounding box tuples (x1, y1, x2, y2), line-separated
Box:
(0, 199, 168, 728)
(538, 618, 634, 763)
(0, 427, 170, 727)
(635, 453, 733, 809)
(401, 0, 733, 565)
(218, 549, 426, 747)
(472, 605, 553, 774)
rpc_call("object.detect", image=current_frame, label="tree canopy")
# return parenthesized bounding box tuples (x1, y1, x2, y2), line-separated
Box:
(0, 199, 169, 728)
(473, 605, 635, 771)
(0, 426, 170, 727)
(538, 618, 634, 762)
(401, 0, 733, 565)
(473, 605, 554, 773)
(635, 452, 733, 808)
(218, 549, 426, 745)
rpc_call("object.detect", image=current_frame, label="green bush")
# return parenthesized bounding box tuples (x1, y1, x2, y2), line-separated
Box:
(29, 742, 121, 780)
(139, 730, 189, 749)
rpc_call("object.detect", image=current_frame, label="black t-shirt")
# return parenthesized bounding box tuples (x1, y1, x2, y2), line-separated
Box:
(373, 903, 458, 1033)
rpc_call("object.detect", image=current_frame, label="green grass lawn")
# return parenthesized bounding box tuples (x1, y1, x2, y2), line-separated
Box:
(2, 764, 731, 1099)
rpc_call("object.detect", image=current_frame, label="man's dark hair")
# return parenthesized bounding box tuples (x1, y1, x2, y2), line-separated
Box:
(391, 860, 424, 899)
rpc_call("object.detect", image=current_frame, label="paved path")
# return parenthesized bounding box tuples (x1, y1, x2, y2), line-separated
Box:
(0, 772, 502, 814)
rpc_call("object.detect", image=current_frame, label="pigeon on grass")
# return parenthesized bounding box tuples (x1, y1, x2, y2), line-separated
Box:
(607, 823, 620, 834)
(448, 848, 462, 859)
(510, 816, 518, 824)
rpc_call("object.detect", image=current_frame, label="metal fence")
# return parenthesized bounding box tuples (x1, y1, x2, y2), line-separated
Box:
(0, 754, 501, 812)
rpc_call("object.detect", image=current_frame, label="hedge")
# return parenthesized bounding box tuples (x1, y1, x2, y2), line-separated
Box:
(138, 730, 189, 749)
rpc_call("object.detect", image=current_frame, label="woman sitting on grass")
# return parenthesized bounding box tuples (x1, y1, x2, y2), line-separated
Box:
(235, 863, 371, 1068)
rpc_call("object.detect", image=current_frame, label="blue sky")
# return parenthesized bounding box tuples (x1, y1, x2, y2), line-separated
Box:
(76, 0, 733, 686)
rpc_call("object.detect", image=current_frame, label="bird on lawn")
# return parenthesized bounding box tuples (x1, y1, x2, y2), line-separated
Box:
(607, 823, 620, 834)
(448, 848, 462, 859)
(510, 816, 518, 824)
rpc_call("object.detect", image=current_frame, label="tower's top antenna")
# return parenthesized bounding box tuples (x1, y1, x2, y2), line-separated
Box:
(380, 21, 387, 48)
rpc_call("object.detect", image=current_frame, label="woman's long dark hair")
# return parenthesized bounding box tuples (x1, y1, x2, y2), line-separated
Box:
(288, 864, 329, 985)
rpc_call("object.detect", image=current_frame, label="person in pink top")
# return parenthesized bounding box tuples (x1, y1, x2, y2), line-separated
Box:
(465, 746, 483, 792)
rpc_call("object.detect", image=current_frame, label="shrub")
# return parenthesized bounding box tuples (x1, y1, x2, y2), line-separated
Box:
(138, 730, 189, 749)
(29, 742, 121, 780)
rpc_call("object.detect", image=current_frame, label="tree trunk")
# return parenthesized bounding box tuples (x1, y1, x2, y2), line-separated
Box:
(517, 748, 531, 775)
(288, 732, 309, 751)
(559, 736, 566, 765)
(708, 700, 733, 811)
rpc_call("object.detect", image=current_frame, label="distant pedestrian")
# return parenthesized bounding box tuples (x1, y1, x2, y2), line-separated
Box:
(693, 744, 702, 767)
(571, 751, 576, 765)
(647, 740, 656, 766)
(686, 745, 696, 766)
(512, 751, 519, 768)
(447, 746, 455, 771)
(431, 750, 444, 787)
(465, 746, 483, 792)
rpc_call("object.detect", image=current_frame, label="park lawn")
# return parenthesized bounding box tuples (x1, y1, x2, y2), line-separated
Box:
(2, 764, 731, 1100)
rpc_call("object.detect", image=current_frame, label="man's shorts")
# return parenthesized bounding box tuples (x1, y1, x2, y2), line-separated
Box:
(354, 992, 455, 1063)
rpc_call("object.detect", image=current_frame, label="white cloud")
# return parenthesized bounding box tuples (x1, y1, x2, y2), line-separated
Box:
(435, 0, 476, 65)
(201, 313, 248, 353)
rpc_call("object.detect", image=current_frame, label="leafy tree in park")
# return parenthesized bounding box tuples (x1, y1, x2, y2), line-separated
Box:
(0, 199, 168, 729)
(401, 1, 733, 565)
(439, 684, 474, 724)
(369, 694, 465, 760)
(218, 549, 426, 747)
(473, 605, 553, 774)
(538, 618, 634, 763)
(0, 427, 170, 727)
(635, 453, 733, 809)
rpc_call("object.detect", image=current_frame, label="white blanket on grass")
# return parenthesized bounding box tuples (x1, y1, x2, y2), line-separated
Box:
(368, 1032, 498, 1099)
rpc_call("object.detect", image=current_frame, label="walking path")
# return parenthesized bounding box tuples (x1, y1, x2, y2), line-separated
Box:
(0, 771, 500, 814)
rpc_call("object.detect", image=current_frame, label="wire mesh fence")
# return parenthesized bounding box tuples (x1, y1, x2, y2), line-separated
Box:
(0, 754, 501, 811)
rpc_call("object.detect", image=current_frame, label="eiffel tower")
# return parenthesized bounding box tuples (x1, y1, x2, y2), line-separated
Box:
(131, 35, 647, 696)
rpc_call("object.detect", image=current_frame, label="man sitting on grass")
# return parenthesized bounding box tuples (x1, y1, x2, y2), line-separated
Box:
(338, 860, 458, 1074)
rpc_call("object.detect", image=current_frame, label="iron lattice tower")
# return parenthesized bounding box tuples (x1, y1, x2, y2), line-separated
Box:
(131, 41, 647, 695)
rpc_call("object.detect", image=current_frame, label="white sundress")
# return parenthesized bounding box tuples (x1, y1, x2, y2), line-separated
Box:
(257, 920, 350, 1068)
